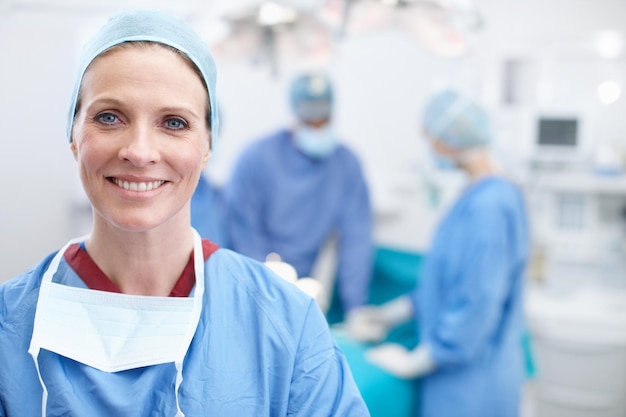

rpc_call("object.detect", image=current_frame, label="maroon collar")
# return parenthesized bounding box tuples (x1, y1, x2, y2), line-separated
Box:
(63, 239, 219, 297)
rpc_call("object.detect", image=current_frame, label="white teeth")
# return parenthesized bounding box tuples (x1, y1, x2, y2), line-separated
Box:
(112, 178, 164, 192)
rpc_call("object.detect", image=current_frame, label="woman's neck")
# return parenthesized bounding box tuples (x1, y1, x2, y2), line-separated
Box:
(85, 221, 194, 296)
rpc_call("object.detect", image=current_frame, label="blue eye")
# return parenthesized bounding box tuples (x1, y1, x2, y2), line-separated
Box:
(165, 118, 188, 130)
(96, 113, 118, 125)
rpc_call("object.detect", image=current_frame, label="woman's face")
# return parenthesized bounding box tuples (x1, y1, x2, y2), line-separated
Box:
(70, 44, 211, 232)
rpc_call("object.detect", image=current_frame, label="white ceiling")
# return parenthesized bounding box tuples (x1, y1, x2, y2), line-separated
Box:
(2, 0, 625, 60)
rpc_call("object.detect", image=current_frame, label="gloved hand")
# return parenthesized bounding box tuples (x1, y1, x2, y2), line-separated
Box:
(365, 343, 436, 379)
(339, 296, 413, 343)
(294, 277, 328, 313)
(264, 259, 298, 283)
(264, 260, 329, 313)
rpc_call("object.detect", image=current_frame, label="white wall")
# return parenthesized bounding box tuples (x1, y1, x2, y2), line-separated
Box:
(0, 11, 81, 281)
(2, 0, 626, 282)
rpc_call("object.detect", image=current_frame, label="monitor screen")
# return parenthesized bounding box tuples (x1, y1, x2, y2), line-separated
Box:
(537, 118, 578, 147)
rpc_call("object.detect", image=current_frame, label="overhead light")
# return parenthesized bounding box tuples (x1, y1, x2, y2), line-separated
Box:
(257, 2, 297, 26)
(379, 0, 420, 6)
(1, 0, 193, 15)
(597, 81, 622, 105)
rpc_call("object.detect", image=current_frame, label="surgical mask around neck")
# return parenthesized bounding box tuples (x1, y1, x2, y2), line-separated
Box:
(293, 125, 338, 159)
(29, 229, 205, 417)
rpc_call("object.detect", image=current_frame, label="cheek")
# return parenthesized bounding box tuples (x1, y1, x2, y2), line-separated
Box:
(181, 135, 210, 166)
(161, 141, 204, 179)
(177, 151, 206, 176)
(432, 141, 453, 156)
(75, 136, 109, 173)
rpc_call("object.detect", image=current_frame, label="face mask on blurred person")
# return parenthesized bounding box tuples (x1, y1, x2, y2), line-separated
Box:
(293, 125, 338, 159)
(431, 150, 457, 171)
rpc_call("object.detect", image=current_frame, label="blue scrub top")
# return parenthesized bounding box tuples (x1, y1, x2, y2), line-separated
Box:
(413, 176, 530, 417)
(225, 129, 374, 312)
(191, 173, 229, 247)
(0, 248, 370, 416)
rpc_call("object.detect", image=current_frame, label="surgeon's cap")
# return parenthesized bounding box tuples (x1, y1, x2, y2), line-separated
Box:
(422, 89, 492, 150)
(289, 72, 334, 123)
(67, 9, 220, 148)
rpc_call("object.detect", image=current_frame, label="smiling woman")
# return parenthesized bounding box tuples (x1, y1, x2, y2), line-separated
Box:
(71, 44, 212, 251)
(0, 9, 369, 417)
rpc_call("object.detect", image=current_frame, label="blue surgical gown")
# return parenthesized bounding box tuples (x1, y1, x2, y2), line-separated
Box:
(225, 129, 374, 312)
(0, 248, 370, 416)
(191, 173, 229, 247)
(413, 176, 529, 417)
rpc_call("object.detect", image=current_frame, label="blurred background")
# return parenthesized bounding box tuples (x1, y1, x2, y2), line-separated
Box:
(1, 1, 626, 416)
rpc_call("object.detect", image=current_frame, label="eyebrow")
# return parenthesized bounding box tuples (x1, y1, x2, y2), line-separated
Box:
(86, 97, 203, 119)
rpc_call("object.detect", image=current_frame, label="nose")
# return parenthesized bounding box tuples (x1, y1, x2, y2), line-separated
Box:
(118, 124, 160, 167)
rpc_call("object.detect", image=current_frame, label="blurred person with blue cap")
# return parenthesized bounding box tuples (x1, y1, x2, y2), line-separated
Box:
(0, 10, 369, 417)
(344, 88, 530, 417)
(226, 71, 374, 322)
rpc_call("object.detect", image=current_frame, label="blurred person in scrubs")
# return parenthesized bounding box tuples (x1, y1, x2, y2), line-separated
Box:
(0, 10, 369, 417)
(191, 105, 229, 247)
(346, 89, 530, 417)
(225, 72, 374, 320)
(191, 172, 229, 246)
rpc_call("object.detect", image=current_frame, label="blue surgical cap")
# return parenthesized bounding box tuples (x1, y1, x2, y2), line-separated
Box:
(289, 73, 334, 122)
(422, 89, 492, 149)
(67, 9, 220, 148)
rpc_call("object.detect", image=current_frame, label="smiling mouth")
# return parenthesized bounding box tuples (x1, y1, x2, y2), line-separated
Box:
(109, 178, 166, 192)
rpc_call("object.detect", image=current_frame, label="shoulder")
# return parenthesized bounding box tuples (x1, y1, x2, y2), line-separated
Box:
(206, 248, 316, 316)
(324, 144, 367, 184)
(199, 250, 368, 415)
(452, 177, 527, 240)
(465, 177, 525, 213)
(230, 131, 290, 181)
(333, 143, 364, 167)
(204, 249, 330, 353)
(0, 252, 56, 333)
(238, 130, 290, 161)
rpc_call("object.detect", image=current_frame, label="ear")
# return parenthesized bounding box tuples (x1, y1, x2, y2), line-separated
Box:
(201, 133, 211, 170)
(70, 140, 79, 161)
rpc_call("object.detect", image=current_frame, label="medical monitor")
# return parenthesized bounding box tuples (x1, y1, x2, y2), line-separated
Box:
(530, 113, 587, 170)
(537, 117, 578, 148)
